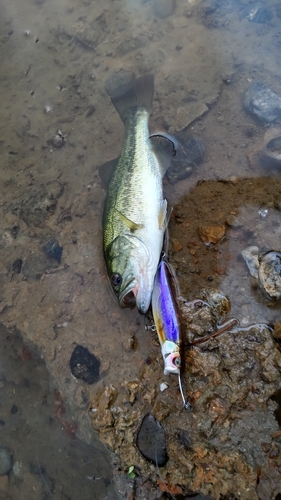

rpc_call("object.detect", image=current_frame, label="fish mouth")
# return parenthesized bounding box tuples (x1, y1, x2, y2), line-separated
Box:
(119, 274, 151, 314)
(120, 291, 136, 309)
(119, 277, 137, 309)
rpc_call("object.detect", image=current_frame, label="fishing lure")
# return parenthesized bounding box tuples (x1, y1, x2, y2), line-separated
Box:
(151, 257, 190, 409)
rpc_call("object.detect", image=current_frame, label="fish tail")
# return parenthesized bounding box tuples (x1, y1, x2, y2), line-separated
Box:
(111, 74, 154, 123)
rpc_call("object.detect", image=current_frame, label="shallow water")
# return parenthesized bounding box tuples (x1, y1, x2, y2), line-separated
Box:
(0, 0, 281, 499)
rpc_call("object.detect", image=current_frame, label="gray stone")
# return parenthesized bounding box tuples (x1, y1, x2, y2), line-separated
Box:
(136, 414, 168, 466)
(0, 447, 12, 476)
(243, 82, 281, 123)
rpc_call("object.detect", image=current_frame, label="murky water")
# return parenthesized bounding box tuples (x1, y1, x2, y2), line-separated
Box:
(0, 0, 281, 498)
(0, 324, 117, 499)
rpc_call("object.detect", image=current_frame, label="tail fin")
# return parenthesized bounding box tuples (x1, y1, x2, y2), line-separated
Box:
(111, 74, 154, 123)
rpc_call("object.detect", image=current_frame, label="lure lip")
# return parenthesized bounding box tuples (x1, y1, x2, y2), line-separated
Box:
(162, 340, 181, 375)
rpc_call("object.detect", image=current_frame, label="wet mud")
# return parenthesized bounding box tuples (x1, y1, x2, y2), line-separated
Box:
(1, 0, 281, 498)
(0, 324, 116, 499)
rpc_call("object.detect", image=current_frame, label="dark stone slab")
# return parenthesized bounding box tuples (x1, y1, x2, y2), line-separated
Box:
(136, 414, 168, 466)
(70, 346, 100, 385)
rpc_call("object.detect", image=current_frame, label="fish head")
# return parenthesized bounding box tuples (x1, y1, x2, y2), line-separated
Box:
(105, 234, 153, 314)
(162, 341, 181, 375)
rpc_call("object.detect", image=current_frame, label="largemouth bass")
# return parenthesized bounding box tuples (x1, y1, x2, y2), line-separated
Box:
(103, 74, 175, 314)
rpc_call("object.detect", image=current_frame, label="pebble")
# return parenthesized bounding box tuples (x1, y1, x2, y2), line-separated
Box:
(198, 224, 225, 244)
(177, 429, 191, 450)
(171, 238, 183, 252)
(43, 239, 63, 263)
(44, 105, 52, 114)
(226, 214, 243, 227)
(122, 337, 136, 352)
(243, 82, 281, 123)
(11, 405, 18, 414)
(12, 258, 23, 274)
(70, 345, 100, 384)
(0, 447, 12, 476)
(47, 132, 65, 149)
(136, 414, 168, 466)
(241, 246, 259, 279)
(262, 136, 281, 168)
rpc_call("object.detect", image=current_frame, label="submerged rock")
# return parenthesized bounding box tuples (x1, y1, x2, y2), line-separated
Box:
(12, 258, 23, 274)
(43, 239, 63, 263)
(201, 288, 231, 319)
(258, 251, 281, 300)
(166, 133, 204, 184)
(22, 253, 57, 281)
(241, 246, 259, 279)
(0, 447, 12, 476)
(243, 82, 281, 123)
(136, 414, 168, 466)
(262, 135, 281, 168)
(242, 247, 281, 300)
(70, 346, 100, 384)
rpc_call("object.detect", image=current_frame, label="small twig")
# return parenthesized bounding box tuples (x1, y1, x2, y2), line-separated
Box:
(189, 318, 239, 346)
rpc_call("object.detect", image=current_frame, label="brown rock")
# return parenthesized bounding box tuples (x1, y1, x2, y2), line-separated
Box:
(171, 238, 183, 252)
(198, 224, 225, 244)
(274, 321, 281, 339)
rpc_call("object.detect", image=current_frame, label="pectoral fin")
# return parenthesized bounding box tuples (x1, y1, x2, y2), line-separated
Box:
(149, 133, 177, 178)
(115, 209, 143, 232)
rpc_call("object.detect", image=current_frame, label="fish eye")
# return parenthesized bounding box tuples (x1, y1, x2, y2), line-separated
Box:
(111, 273, 122, 287)
(173, 357, 181, 367)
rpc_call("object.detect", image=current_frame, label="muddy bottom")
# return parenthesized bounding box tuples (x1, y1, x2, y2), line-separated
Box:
(0, 324, 117, 499)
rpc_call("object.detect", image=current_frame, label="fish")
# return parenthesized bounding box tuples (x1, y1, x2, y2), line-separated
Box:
(103, 74, 176, 314)
(151, 256, 190, 409)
